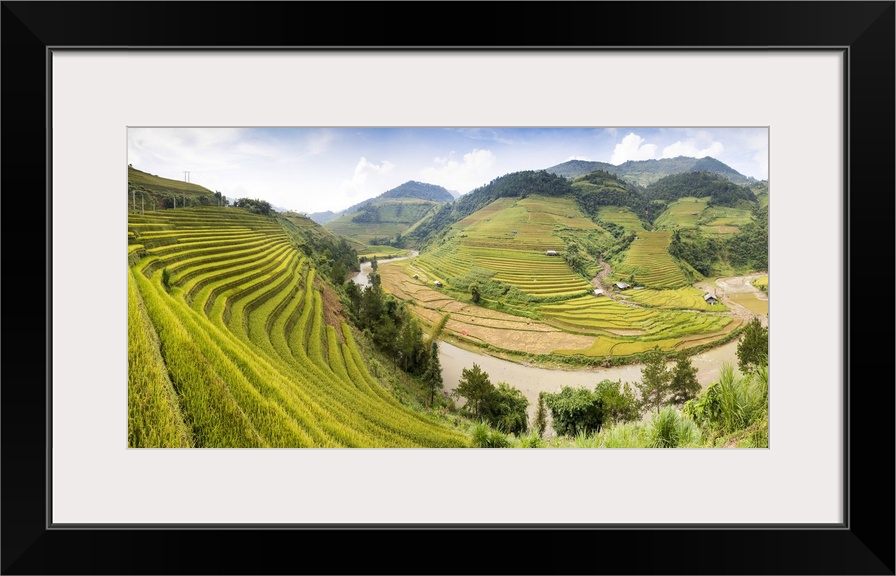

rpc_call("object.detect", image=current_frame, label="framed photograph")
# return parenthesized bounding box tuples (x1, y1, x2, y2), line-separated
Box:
(3, 2, 892, 574)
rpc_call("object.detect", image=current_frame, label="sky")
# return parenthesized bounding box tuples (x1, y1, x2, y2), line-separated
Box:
(127, 127, 768, 214)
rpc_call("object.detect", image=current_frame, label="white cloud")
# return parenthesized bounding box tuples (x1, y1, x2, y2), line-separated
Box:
(340, 157, 396, 197)
(566, 155, 592, 161)
(610, 133, 658, 164)
(661, 140, 724, 159)
(420, 149, 496, 193)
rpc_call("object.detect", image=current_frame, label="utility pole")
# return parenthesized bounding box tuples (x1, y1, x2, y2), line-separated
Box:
(184, 170, 190, 183)
(132, 188, 136, 213)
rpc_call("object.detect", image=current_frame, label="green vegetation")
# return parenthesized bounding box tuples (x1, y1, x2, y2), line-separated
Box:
(645, 171, 756, 207)
(546, 156, 757, 187)
(327, 198, 440, 245)
(453, 364, 529, 435)
(737, 317, 769, 373)
(127, 165, 220, 211)
(543, 379, 639, 436)
(128, 206, 470, 447)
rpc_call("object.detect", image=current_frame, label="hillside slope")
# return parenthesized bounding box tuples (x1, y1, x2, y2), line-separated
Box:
(127, 206, 470, 447)
(127, 165, 220, 210)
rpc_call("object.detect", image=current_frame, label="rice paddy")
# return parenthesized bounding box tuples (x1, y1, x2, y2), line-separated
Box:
(613, 231, 690, 288)
(413, 196, 605, 297)
(128, 206, 471, 448)
(653, 197, 710, 230)
(371, 195, 749, 363)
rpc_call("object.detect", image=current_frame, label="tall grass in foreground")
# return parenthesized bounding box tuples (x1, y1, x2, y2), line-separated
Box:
(128, 271, 193, 447)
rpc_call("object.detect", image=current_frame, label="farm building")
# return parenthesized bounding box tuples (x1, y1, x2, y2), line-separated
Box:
(614, 282, 631, 290)
(593, 289, 604, 296)
(545, 250, 559, 256)
(433, 280, 443, 288)
(413, 274, 419, 279)
(704, 293, 718, 305)
(511, 230, 517, 234)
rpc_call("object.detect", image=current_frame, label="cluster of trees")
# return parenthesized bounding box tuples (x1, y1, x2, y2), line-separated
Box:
(572, 170, 653, 221)
(281, 217, 359, 286)
(728, 205, 768, 270)
(540, 350, 700, 439)
(351, 205, 380, 223)
(669, 229, 723, 276)
(342, 272, 444, 404)
(453, 364, 529, 435)
(234, 197, 273, 215)
(542, 379, 640, 437)
(646, 172, 755, 207)
(668, 204, 767, 275)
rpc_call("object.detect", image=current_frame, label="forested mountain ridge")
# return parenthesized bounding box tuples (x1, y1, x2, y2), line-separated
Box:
(546, 156, 757, 187)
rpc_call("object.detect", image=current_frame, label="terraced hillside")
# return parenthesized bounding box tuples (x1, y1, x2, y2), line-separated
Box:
(128, 207, 470, 448)
(413, 195, 607, 298)
(612, 231, 690, 288)
(377, 193, 741, 363)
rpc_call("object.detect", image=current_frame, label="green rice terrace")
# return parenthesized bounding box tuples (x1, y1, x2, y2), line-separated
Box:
(380, 194, 744, 363)
(128, 206, 470, 448)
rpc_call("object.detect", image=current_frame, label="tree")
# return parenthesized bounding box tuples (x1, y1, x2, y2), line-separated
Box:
(470, 284, 481, 304)
(737, 317, 768, 373)
(396, 315, 424, 372)
(669, 352, 700, 405)
(490, 383, 529, 435)
(454, 363, 494, 418)
(542, 386, 604, 436)
(637, 348, 671, 413)
(342, 280, 362, 320)
(422, 341, 443, 406)
(533, 392, 548, 437)
(594, 379, 640, 425)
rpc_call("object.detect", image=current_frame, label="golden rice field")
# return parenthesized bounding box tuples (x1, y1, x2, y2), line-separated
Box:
(128, 207, 470, 448)
(380, 260, 742, 360)
(413, 196, 602, 297)
(613, 231, 690, 288)
(622, 286, 729, 311)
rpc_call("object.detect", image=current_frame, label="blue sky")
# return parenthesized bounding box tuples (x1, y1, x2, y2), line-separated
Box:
(128, 127, 768, 214)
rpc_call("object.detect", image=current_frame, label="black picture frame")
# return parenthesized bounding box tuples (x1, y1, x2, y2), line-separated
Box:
(2, 2, 893, 574)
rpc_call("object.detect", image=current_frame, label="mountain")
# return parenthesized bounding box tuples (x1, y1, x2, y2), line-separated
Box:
(545, 156, 757, 187)
(308, 210, 338, 224)
(545, 160, 617, 179)
(379, 180, 454, 202)
(309, 181, 453, 226)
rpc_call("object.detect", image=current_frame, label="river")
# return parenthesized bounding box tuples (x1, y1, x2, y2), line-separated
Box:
(437, 338, 742, 423)
(354, 252, 747, 423)
(351, 252, 418, 287)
